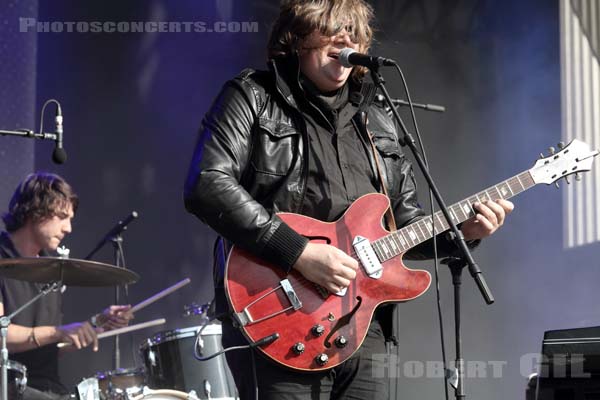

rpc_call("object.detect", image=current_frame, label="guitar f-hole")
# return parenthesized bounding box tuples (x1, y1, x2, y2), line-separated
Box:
(323, 296, 362, 348)
(305, 235, 331, 244)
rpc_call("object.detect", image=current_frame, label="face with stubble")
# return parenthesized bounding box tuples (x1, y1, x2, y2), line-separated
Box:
(29, 204, 74, 252)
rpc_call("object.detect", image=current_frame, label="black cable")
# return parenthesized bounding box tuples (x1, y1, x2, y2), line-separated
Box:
(251, 347, 259, 400)
(392, 62, 450, 400)
(193, 331, 279, 362)
(38, 99, 60, 136)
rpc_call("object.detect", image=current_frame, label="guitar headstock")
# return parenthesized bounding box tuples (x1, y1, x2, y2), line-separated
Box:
(530, 139, 599, 185)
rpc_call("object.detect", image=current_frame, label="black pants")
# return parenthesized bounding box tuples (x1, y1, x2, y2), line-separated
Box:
(223, 319, 390, 400)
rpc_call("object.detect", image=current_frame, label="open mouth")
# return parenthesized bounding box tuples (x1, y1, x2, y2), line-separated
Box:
(328, 52, 339, 60)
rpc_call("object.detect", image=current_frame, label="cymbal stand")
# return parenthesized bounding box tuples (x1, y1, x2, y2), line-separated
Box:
(85, 211, 137, 370)
(110, 233, 127, 370)
(0, 282, 61, 400)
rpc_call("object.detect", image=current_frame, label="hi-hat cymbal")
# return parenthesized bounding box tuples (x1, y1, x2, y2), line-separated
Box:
(0, 257, 139, 286)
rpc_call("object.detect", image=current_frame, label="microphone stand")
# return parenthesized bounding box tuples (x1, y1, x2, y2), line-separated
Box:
(0, 100, 61, 142)
(85, 211, 138, 370)
(0, 129, 57, 141)
(368, 65, 494, 399)
(442, 257, 470, 400)
(0, 282, 61, 400)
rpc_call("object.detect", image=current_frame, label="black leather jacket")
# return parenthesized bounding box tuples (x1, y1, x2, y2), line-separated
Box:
(184, 57, 438, 271)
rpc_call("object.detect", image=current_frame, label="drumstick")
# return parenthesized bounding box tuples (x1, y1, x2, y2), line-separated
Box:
(130, 278, 191, 313)
(57, 318, 166, 348)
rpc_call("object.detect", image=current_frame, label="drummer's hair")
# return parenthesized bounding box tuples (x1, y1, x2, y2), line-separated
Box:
(2, 172, 79, 232)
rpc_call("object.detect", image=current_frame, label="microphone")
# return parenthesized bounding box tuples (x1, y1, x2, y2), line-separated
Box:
(52, 104, 67, 164)
(338, 48, 395, 69)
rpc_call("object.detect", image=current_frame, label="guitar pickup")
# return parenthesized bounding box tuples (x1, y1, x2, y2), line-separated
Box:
(353, 236, 383, 279)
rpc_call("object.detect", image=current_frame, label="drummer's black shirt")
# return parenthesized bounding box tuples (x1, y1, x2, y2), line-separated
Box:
(0, 231, 65, 394)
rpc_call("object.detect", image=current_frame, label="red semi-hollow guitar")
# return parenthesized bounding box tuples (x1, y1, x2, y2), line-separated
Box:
(225, 140, 597, 371)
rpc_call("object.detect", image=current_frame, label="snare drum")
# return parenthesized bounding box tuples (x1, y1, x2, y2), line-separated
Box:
(140, 324, 237, 399)
(0, 360, 27, 400)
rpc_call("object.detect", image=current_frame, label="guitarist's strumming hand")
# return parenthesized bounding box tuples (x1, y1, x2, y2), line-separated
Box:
(293, 243, 358, 294)
(461, 199, 514, 240)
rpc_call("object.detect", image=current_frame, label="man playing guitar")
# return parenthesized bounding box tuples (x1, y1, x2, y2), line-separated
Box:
(184, 0, 513, 398)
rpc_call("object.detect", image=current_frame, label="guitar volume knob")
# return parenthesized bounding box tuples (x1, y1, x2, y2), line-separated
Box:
(315, 353, 329, 366)
(311, 324, 325, 337)
(292, 342, 305, 355)
(334, 335, 348, 348)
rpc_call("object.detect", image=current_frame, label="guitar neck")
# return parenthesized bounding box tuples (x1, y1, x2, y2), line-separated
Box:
(373, 170, 536, 261)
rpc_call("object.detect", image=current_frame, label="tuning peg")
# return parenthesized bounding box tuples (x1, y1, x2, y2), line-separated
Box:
(548, 146, 556, 155)
(575, 173, 581, 181)
(555, 181, 560, 189)
(557, 142, 565, 149)
(539, 153, 545, 159)
(564, 176, 570, 184)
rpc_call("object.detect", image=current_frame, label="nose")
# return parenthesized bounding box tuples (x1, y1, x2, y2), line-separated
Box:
(63, 219, 72, 234)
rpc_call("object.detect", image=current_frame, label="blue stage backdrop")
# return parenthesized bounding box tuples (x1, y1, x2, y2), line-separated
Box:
(0, 1, 597, 399)
(0, 0, 37, 208)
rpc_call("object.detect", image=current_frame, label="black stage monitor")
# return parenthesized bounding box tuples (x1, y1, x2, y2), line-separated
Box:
(536, 326, 600, 400)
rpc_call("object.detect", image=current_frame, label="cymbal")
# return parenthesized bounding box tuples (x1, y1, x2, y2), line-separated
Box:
(0, 257, 139, 286)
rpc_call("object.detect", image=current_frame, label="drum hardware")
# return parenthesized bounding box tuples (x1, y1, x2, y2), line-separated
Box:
(0, 256, 141, 400)
(182, 302, 211, 318)
(85, 211, 139, 370)
(76, 368, 146, 400)
(0, 360, 27, 400)
(0, 257, 140, 286)
(0, 281, 61, 400)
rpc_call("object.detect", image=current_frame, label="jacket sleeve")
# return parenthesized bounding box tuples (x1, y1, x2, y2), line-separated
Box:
(183, 77, 308, 273)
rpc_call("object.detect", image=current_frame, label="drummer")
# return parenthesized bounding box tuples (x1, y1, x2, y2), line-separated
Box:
(0, 172, 134, 400)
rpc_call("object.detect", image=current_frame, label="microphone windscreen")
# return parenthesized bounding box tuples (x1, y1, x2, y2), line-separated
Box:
(52, 148, 67, 164)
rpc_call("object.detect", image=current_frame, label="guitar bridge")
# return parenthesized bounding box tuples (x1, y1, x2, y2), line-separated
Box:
(233, 278, 303, 327)
(353, 236, 382, 279)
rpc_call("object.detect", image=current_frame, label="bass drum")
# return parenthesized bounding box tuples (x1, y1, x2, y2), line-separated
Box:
(140, 324, 237, 399)
(131, 388, 199, 399)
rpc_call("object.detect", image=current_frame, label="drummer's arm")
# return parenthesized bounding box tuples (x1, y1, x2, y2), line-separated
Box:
(0, 302, 99, 353)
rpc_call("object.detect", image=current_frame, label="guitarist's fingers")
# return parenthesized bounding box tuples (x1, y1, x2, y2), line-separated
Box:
(474, 213, 495, 232)
(474, 202, 499, 226)
(338, 264, 357, 280)
(496, 199, 515, 214)
(330, 276, 350, 292)
(335, 249, 358, 270)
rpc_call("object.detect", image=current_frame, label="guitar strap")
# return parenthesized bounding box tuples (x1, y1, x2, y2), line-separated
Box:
(363, 115, 398, 232)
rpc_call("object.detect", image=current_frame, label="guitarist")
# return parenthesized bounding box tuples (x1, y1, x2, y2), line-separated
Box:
(184, 0, 513, 398)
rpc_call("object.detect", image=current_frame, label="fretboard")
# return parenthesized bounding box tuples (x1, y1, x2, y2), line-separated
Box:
(371, 170, 535, 262)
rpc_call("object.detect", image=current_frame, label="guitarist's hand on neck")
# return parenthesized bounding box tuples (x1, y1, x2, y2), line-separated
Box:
(293, 243, 358, 294)
(461, 199, 514, 240)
